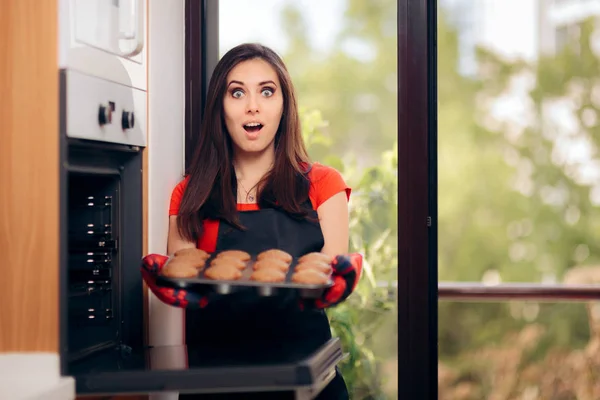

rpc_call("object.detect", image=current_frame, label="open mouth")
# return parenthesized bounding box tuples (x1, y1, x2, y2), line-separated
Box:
(243, 123, 263, 133)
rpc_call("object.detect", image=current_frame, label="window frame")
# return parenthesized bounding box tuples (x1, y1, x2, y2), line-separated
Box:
(398, 0, 438, 398)
(184, 0, 219, 173)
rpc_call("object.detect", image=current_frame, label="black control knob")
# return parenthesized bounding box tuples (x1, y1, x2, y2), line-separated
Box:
(122, 111, 135, 130)
(98, 105, 109, 126)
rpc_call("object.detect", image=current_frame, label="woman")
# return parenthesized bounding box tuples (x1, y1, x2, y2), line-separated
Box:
(142, 43, 361, 399)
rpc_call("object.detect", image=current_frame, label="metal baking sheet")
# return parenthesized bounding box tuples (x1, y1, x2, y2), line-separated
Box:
(155, 253, 334, 299)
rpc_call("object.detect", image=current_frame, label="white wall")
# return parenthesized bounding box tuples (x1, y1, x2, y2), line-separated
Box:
(147, 0, 186, 364)
(0, 355, 74, 400)
(147, 1, 186, 398)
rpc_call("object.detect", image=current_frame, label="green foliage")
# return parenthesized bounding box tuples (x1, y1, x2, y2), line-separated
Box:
(282, 0, 397, 165)
(334, 145, 397, 398)
(437, 12, 600, 399)
(459, 16, 600, 285)
(288, 1, 399, 398)
(300, 107, 398, 400)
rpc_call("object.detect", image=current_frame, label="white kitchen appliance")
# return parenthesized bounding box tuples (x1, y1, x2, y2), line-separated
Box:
(59, 0, 147, 147)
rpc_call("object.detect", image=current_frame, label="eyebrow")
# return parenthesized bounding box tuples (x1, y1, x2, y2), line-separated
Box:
(227, 80, 278, 88)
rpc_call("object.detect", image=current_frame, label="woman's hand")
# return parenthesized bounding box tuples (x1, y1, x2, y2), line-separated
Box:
(301, 253, 363, 309)
(143, 252, 363, 310)
(141, 254, 213, 309)
(143, 215, 204, 308)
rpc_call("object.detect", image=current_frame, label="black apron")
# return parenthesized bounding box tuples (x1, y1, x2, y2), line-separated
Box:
(180, 205, 349, 400)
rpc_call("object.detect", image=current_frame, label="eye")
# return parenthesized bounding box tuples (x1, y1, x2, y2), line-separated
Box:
(231, 89, 244, 99)
(261, 87, 275, 97)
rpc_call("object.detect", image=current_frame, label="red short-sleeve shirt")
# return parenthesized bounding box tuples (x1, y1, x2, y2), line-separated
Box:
(168, 162, 351, 252)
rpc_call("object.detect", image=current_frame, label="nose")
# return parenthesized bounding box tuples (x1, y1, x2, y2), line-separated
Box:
(246, 94, 259, 114)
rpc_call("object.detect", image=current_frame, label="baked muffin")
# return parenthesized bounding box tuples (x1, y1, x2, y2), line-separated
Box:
(252, 258, 290, 272)
(295, 261, 332, 275)
(161, 260, 199, 278)
(174, 248, 210, 260)
(172, 255, 207, 270)
(298, 252, 332, 264)
(250, 268, 286, 283)
(210, 256, 247, 270)
(291, 269, 330, 285)
(257, 249, 293, 263)
(171, 248, 210, 270)
(204, 265, 242, 281)
(215, 250, 251, 262)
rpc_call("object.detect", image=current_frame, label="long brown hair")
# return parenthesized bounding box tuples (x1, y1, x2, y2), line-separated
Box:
(178, 43, 312, 242)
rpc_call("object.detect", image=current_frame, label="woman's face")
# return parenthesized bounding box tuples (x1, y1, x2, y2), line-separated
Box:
(223, 58, 284, 156)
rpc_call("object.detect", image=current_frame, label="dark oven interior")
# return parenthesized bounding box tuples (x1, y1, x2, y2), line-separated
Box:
(67, 173, 120, 359)
(61, 139, 143, 373)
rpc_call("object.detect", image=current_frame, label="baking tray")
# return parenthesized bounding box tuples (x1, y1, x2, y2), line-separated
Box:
(155, 252, 334, 299)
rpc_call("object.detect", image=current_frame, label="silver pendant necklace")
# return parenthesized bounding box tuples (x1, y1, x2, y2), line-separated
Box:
(237, 180, 255, 202)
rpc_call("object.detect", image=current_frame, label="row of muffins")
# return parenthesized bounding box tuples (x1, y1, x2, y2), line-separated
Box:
(160, 248, 333, 285)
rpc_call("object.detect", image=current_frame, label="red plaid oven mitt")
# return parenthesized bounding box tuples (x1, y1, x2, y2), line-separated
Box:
(141, 253, 212, 309)
(300, 253, 363, 310)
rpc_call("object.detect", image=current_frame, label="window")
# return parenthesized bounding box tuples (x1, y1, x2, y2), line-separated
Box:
(438, 0, 600, 397)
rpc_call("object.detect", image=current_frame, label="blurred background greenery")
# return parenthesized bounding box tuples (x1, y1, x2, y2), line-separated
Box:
(218, 0, 600, 398)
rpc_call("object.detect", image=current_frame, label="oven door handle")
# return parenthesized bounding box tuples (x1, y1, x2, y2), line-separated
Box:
(118, 0, 144, 58)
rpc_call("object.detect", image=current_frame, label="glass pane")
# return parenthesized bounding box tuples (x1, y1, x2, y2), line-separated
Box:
(439, 300, 598, 399)
(219, 1, 398, 399)
(438, 0, 600, 283)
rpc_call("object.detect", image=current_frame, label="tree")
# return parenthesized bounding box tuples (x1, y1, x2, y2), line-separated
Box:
(437, 12, 600, 400)
(280, 0, 397, 167)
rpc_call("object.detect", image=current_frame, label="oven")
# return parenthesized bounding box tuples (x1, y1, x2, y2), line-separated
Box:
(59, 67, 146, 369)
(58, 0, 147, 378)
